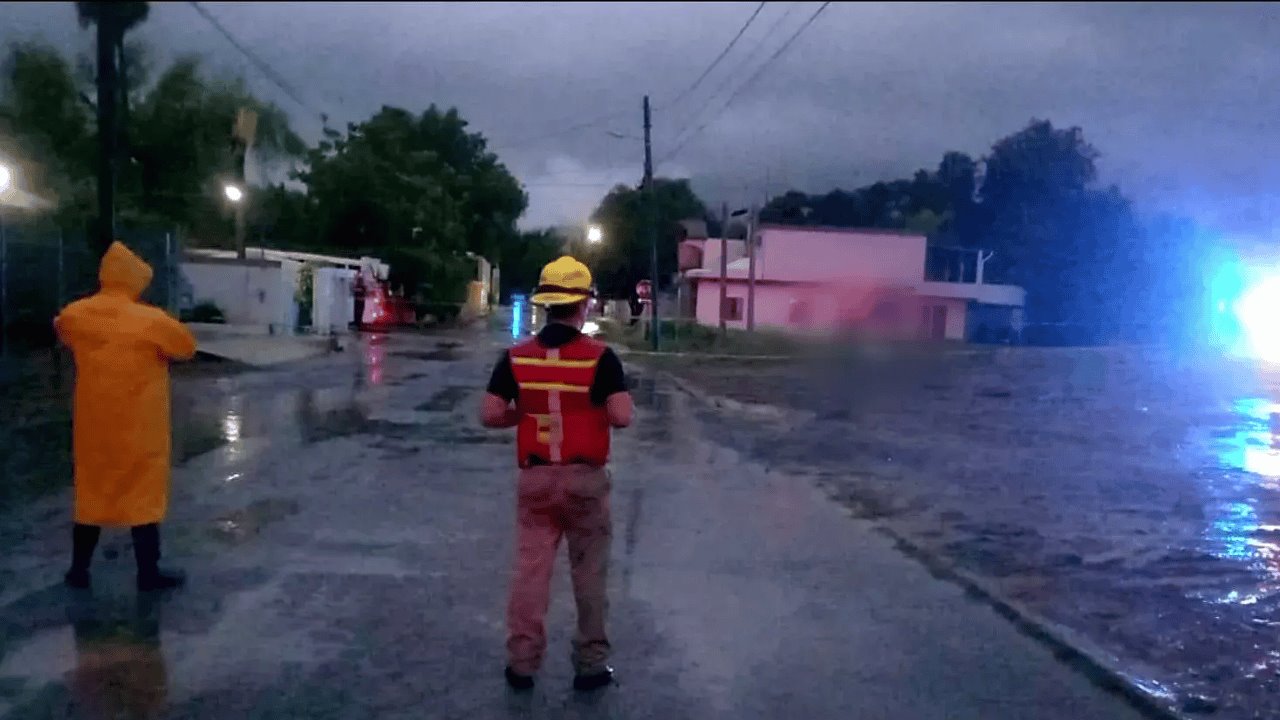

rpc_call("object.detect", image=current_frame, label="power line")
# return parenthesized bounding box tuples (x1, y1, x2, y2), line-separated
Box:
(666, 2, 769, 109)
(660, 2, 799, 155)
(495, 108, 634, 150)
(660, 1, 831, 167)
(186, 1, 327, 122)
(522, 181, 623, 188)
(498, 3, 768, 154)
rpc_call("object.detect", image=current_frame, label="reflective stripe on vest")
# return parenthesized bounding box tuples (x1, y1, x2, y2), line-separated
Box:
(509, 335, 610, 467)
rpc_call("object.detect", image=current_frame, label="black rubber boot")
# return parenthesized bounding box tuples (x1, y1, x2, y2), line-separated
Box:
(504, 666, 535, 691)
(573, 667, 614, 692)
(64, 524, 100, 589)
(132, 524, 185, 592)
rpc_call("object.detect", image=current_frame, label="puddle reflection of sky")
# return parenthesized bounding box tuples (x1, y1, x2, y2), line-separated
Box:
(222, 394, 244, 464)
(1208, 398, 1280, 589)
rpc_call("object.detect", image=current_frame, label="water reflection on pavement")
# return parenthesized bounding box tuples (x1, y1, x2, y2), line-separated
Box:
(669, 347, 1280, 719)
(1205, 398, 1280, 598)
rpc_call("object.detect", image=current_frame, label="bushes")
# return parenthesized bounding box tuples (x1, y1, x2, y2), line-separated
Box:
(181, 301, 225, 324)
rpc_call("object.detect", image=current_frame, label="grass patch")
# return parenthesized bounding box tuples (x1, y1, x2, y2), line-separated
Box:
(599, 318, 806, 357)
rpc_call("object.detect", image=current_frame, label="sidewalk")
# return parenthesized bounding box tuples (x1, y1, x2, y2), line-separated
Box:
(188, 322, 334, 367)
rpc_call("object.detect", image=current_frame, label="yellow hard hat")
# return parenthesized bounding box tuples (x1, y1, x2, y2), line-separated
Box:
(531, 255, 594, 306)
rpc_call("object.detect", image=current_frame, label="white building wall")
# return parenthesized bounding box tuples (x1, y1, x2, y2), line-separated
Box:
(313, 266, 357, 334)
(181, 261, 288, 328)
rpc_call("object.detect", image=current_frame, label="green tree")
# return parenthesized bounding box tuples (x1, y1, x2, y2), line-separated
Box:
(296, 104, 526, 304)
(978, 119, 1135, 337)
(500, 229, 563, 302)
(120, 57, 305, 238)
(0, 40, 304, 239)
(588, 178, 710, 298)
(0, 42, 95, 220)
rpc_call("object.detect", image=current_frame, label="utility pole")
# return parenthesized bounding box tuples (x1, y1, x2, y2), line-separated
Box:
(94, 11, 122, 257)
(643, 95, 658, 352)
(718, 202, 728, 338)
(746, 204, 758, 332)
(232, 108, 257, 260)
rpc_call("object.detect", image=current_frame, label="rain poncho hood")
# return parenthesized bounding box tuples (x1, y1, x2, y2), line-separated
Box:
(54, 241, 197, 526)
(98, 240, 154, 299)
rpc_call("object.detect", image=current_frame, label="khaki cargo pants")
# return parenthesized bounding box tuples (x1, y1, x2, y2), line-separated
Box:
(506, 464, 612, 676)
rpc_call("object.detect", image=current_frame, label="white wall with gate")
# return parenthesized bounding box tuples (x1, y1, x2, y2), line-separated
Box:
(182, 260, 292, 329)
(313, 266, 357, 334)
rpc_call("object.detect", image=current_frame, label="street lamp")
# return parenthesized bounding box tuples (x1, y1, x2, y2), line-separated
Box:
(223, 183, 244, 203)
(587, 225, 603, 244)
(0, 164, 11, 195)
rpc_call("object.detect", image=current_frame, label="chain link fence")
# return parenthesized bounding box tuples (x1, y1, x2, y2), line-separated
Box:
(0, 221, 181, 355)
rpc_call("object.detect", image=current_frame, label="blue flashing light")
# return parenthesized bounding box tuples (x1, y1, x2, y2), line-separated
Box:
(511, 299, 524, 340)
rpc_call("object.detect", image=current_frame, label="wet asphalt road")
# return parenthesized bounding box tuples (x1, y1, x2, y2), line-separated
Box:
(0, 322, 1145, 719)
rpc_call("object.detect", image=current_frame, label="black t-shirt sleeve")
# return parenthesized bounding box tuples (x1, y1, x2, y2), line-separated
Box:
(486, 351, 518, 402)
(589, 348, 628, 406)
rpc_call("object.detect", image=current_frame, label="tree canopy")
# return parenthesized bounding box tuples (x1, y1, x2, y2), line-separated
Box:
(0, 40, 305, 239)
(750, 117, 1202, 342)
(290, 104, 527, 303)
(586, 178, 710, 297)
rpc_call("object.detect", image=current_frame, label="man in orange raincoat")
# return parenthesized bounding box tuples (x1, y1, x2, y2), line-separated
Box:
(54, 241, 197, 592)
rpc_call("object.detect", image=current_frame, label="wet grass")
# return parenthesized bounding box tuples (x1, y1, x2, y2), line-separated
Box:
(602, 319, 804, 357)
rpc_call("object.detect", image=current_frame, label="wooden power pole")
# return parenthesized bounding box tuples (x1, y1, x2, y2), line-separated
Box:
(718, 202, 728, 337)
(232, 107, 257, 259)
(93, 12, 122, 256)
(746, 205, 758, 332)
(642, 95, 658, 352)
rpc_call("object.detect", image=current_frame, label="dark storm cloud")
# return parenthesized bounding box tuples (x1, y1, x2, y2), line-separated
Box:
(4, 2, 1279, 239)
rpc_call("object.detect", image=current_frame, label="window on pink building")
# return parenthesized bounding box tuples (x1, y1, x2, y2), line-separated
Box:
(722, 297, 743, 321)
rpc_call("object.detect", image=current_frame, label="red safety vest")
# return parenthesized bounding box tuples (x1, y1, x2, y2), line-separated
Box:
(510, 334, 611, 468)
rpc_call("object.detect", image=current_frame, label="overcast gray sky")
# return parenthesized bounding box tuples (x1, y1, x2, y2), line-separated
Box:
(4, 1, 1280, 244)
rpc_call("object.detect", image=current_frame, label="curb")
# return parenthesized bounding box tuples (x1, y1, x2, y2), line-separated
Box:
(869, 523, 1187, 720)
(618, 348, 799, 362)
(657, 368, 1191, 720)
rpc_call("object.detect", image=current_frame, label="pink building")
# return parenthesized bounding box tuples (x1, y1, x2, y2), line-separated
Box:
(680, 225, 1025, 342)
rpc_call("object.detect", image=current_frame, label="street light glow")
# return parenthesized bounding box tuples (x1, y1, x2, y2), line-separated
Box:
(587, 225, 603, 244)
(0, 164, 12, 195)
(223, 184, 244, 203)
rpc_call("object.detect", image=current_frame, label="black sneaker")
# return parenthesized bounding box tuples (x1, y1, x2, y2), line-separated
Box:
(504, 666, 535, 691)
(64, 569, 91, 590)
(573, 667, 614, 692)
(137, 568, 186, 592)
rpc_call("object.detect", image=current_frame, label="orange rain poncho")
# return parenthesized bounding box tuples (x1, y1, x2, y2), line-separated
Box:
(54, 242, 197, 527)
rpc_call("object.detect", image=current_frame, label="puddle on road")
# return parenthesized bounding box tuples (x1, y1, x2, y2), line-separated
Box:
(0, 593, 168, 719)
(209, 499, 302, 544)
(1199, 397, 1280, 582)
(173, 381, 504, 469)
(415, 386, 473, 413)
(392, 349, 460, 362)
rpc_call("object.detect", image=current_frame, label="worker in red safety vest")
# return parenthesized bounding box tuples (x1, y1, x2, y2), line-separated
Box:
(480, 255, 634, 692)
